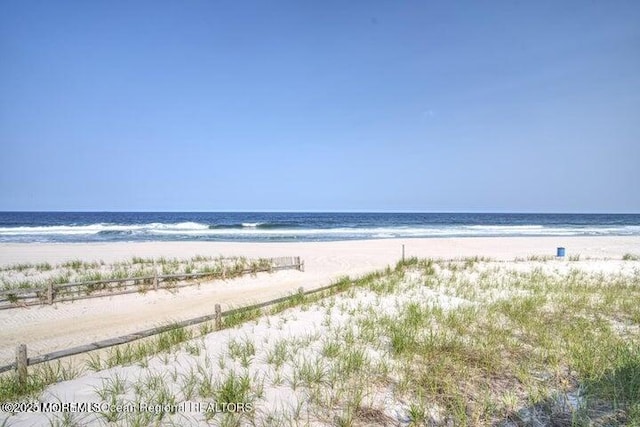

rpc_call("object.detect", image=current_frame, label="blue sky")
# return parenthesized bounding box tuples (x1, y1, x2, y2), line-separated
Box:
(1, 1, 639, 212)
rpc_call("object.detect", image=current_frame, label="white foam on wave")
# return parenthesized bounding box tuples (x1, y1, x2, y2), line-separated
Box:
(153, 222, 209, 230)
(153, 226, 526, 236)
(241, 223, 263, 228)
(0, 224, 135, 235)
(0, 222, 210, 235)
(465, 225, 544, 230)
(372, 233, 395, 238)
(0, 223, 638, 239)
(150, 225, 640, 238)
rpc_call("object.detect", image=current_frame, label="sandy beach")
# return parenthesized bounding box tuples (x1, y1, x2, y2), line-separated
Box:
(1, 236, 639, 426)
(0, 236, 638, 367)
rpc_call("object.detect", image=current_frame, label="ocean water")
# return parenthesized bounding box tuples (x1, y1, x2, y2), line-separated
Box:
(0, 212, 638, 243)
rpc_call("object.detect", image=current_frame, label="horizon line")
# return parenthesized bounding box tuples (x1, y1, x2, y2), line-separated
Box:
(1, 210, 639, 215)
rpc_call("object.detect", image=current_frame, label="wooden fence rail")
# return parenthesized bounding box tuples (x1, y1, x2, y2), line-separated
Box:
(0, 256, 304, 310)
(0, 271, 349, 381)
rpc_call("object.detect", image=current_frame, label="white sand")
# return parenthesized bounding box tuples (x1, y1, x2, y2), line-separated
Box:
(0, 236, 638, 366)
(3, 252, 639, 426)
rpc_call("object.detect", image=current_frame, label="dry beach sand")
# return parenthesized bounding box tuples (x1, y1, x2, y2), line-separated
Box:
(0, 236, 639, 426)
(0, 236, 638, 367)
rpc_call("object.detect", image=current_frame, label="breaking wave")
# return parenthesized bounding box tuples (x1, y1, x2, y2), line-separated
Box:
(0, 222, 639, 242)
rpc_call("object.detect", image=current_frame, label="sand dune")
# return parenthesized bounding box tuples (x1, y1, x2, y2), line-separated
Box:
(0, 236, 638, 366)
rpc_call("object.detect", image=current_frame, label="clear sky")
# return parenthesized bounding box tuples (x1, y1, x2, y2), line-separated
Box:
(1, 1, 639, 213)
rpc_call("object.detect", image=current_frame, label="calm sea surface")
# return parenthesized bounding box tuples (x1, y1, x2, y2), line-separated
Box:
(0, 212, 638, 243)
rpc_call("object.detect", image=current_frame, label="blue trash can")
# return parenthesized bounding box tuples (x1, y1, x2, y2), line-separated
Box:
(557, 247, 565, 257)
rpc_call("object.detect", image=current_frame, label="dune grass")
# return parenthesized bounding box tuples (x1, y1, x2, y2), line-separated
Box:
(0, 255, 278, 293)
(1, 257, 639, 426)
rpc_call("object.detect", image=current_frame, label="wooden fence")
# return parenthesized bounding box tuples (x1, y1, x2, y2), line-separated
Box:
(0, 276, 350, 385)
(0, 256, 304, 310)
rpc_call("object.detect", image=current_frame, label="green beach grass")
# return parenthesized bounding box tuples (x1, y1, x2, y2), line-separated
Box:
(1, 257, 639, 426)
(0, 255, 275, 292)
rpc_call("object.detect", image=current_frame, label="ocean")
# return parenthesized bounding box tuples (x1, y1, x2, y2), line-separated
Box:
(0, 212, 638, 243)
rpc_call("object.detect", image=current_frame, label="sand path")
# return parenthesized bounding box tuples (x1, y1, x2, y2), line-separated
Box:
(0, 236, 638, 366)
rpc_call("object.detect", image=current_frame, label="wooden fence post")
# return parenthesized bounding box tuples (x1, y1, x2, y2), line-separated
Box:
(402, 245, 405, 263)
(16, 344, 27, 387)
(153, 261, 159, 291)
(47, 283, 53, 305)
(214, 304, 222, 330)
(298, 286, 304, 296)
